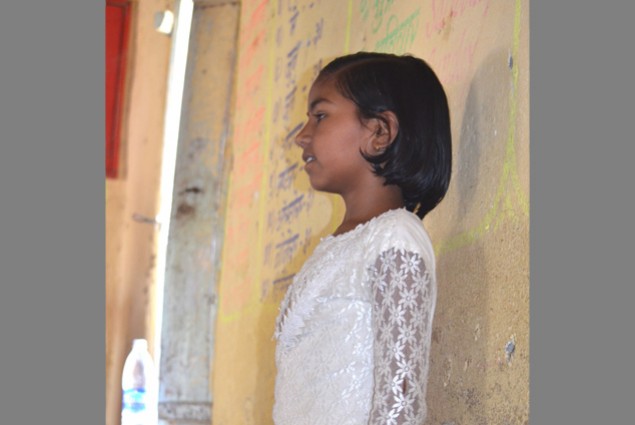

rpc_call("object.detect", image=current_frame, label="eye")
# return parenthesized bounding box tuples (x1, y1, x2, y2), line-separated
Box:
(313, 112, 326, 123)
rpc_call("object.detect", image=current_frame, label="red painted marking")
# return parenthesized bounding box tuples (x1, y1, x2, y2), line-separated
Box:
(105, 1, 132, 178)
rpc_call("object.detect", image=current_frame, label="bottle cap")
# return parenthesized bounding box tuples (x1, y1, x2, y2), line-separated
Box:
(132, 339, 148, 349)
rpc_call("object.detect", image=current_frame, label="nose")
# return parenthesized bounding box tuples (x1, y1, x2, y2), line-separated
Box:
(295, 122, 310, 148)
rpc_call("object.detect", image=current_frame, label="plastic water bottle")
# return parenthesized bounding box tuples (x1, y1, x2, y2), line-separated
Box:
(121, 339, 158, 425)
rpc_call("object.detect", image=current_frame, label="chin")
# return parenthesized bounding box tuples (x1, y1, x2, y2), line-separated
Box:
(307, 178, 325, 192)
(309, 182, 338, 195)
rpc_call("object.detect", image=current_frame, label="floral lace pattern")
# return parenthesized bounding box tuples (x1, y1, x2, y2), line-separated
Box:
(273, 209, 436, 425)
(367, 248, 434, 424)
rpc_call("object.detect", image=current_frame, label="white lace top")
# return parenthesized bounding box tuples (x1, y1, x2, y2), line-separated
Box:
(274, 208, 437, 425)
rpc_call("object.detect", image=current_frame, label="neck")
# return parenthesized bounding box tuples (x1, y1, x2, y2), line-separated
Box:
(334, 183, 404, 236)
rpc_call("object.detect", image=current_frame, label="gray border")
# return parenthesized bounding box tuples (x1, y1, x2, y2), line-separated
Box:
(0, 1, 104, 423)
(532, 1, 635, 424)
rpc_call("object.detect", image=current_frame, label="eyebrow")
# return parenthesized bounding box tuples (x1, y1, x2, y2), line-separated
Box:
(308, 97, 333, 111)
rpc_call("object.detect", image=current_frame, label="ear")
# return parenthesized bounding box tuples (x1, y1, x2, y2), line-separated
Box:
(368, 111, 399, 154)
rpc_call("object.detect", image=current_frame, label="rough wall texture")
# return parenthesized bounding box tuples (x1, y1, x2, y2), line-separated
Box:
(158, 1, 239, 424)
(211, 0, 529, 424)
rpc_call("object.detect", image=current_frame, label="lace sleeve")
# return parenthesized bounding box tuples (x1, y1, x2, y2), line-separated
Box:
(367, 248, 435, 425)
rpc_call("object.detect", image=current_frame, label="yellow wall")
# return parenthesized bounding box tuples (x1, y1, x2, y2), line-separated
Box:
(212, 0, 529, 424)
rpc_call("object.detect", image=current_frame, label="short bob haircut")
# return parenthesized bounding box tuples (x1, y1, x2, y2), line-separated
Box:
(316, 52, 452, 219)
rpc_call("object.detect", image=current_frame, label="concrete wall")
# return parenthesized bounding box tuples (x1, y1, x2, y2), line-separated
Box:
(211, 0, 529, 424)
(105, 1, 172, 425)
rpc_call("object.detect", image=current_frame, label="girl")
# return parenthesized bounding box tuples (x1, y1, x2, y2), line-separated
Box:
(274, 52, 452, 425)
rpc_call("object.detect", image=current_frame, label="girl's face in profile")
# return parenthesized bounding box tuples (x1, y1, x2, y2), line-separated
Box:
(295, 77, 376, 195)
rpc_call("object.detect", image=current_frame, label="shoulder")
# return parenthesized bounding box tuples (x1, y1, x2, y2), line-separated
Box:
(363, 208, 436, 269)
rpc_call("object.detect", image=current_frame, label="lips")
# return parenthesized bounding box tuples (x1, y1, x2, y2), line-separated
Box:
(303, 154, 316, 164)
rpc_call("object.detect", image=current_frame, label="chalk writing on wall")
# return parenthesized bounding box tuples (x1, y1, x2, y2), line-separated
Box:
(220, 0, 334, 320)
(214, 3, 529, 425)
(375, 8, 420, 53)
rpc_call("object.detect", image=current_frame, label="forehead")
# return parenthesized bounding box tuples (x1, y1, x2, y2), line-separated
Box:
(307, 77, 346, 108)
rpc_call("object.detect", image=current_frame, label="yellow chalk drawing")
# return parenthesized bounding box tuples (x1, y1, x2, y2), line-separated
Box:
(254, 0, 278, 310)
(436, 0, 528, 257)
(344, 0, 353, 53)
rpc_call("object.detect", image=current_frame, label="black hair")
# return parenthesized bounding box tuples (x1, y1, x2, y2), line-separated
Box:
(316, 52, 452, 219)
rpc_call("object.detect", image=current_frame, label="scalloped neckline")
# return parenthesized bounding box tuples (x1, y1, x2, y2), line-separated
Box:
(320, 207, 407, 242)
